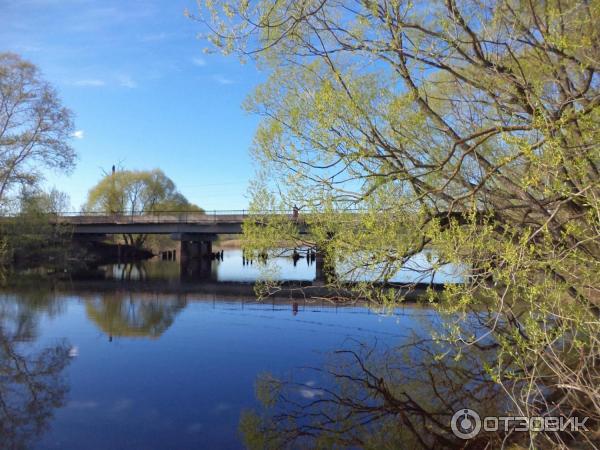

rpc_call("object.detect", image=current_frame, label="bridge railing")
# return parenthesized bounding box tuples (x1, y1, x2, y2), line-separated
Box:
(54, 210, 297, 224)
(1, 208, 371, 224)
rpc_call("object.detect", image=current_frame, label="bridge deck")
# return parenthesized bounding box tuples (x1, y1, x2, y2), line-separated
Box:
(50, 211, 299, 235)
(60, 213, 251, 225)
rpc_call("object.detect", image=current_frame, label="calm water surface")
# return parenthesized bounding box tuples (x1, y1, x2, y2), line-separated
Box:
(0, 253, 448, 449)
(106, 248, 465, 284)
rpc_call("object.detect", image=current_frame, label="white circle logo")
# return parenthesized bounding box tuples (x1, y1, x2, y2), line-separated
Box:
(451, 408, 481, 439)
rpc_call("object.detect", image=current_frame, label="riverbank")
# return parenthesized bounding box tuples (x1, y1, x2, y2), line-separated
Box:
(1, 272, 444, 302)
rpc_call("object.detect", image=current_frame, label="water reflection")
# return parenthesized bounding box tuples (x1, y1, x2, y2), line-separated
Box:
(0, 296, 72, 449)
(219, 249, 316, 282)
(99, 248, 464, 284)
(83, 293, 187, 340)
(0, 284, 455, 449)
(106, 262, 180, 282)
(241, 338, 505, 449)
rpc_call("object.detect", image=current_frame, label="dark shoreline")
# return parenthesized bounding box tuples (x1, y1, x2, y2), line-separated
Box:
(1, 276, 449, 302)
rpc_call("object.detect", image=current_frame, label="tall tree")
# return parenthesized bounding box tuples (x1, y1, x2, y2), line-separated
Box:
(0, 53, 76, 209)
(197, 0, 600, 446)
(84, 168, 202, 246)
(85, 168, 201, 215)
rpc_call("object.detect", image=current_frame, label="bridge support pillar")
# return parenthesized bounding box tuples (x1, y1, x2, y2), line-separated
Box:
(170, 234, 216, 262)
(176, 238, 215, 280)
(178, 240, 212, 261)
(201, 240, 212, 258)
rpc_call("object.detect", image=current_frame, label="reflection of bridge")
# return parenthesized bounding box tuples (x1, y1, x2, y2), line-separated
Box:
(66, 278, 437, 300)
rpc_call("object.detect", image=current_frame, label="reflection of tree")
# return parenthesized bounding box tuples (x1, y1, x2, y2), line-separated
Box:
(105, 262, 181, 282)
(85, 293, 187, 339)
(0, 289, 65, 344)
(0, 299, 71, 449)
(110, 263, 147, 281)
(240, 338, 563, 449)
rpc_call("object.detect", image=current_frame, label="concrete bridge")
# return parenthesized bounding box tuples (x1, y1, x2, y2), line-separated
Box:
(55, 210, 330, 280)
(59, 210, 307, 260)
(62, 211, 261, 236)
(55, 208, 472, 237)
(38, 208, 469, 282)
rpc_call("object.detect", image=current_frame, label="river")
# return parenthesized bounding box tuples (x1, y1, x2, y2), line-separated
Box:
(0, 250, 461, 449)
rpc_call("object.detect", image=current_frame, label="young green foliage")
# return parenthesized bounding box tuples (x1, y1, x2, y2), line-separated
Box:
(197, 1, 600, 446)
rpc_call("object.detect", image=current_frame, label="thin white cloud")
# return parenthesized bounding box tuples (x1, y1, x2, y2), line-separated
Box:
(72, 75, 138, 89)
(74, 79, 106, 87)
(71, 130, 84, 139)
(12, 44, 43, 53)
(212, 74, 234, 85)
(140, 32, 169, 42)
(68, 6, 158, 33)
(118, 75, 137, 89)
(192, 56, 206, 67)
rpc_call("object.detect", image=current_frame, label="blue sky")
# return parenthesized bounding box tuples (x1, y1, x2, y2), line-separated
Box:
(1, 0, 263, 211)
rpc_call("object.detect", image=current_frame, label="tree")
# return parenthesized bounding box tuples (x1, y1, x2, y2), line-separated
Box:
(196, 1, 600, 446)
(85, 168, 200, 215)
(84, 168, 202, 247)
(18, 186, 71, 215)
(2, 187, 73, 267)
(0, 53, 76, 209)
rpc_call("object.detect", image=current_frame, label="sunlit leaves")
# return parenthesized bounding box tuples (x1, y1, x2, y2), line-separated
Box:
(84, 169, 201, 215)
(198, 1, 600, 444)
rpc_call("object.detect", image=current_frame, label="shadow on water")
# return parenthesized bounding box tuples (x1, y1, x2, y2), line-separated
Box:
(98, 249, 318, 283)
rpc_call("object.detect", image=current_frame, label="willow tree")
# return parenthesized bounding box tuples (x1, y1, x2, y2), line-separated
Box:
(85, 168, 199, 215)
(196, 0, 600, 446)
(85, 169, 202, 247)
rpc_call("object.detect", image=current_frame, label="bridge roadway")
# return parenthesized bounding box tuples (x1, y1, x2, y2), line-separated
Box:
(58, 211, 305, 237)
(65, 212, 258, 236)
(53, 209, 472, 236)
